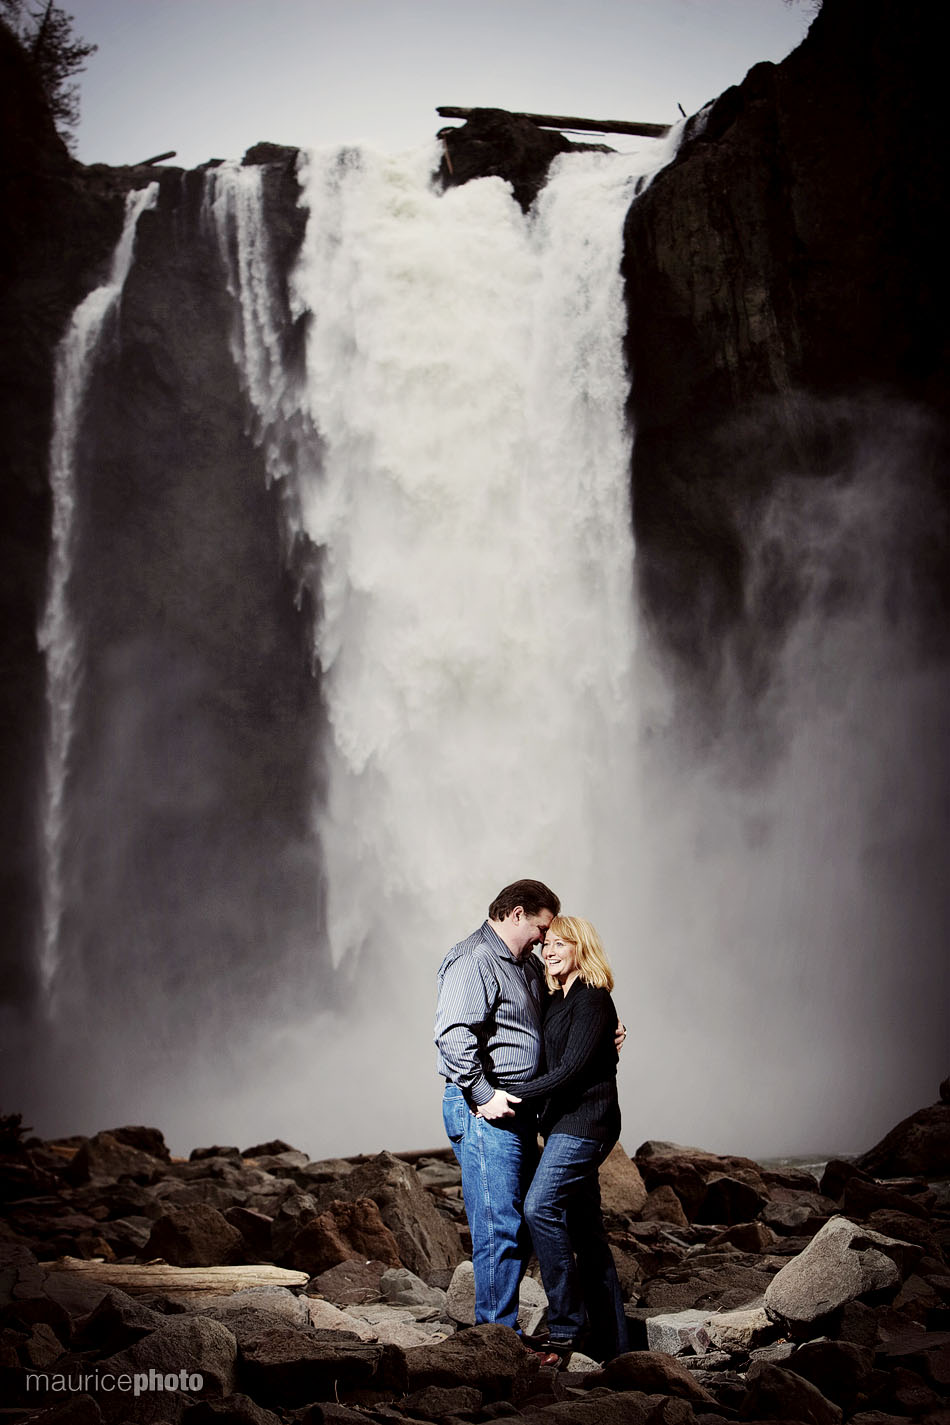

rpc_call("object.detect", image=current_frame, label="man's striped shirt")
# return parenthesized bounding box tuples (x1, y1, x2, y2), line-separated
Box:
(434, 920, 545, 1106)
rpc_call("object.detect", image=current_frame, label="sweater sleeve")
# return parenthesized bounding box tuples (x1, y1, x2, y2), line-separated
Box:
(511, 987, 615, 1101)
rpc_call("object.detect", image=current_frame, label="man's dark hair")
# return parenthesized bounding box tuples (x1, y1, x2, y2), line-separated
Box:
(488, 879, 560, 921)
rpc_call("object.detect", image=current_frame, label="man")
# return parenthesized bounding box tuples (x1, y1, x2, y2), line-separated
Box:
(435, 878, 559, 1334)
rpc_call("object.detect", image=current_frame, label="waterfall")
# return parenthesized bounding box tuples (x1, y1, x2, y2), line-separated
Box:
(37, 184, 158, 997)
(209, 138, 679, 989)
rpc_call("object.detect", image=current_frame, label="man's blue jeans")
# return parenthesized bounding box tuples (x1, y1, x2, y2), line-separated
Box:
(524, 1132, 628, 1357)
(443, 1082, 539, 1328)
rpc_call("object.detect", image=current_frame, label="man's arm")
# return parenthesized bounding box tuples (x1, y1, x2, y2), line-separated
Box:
(434, 953, 498, 1107)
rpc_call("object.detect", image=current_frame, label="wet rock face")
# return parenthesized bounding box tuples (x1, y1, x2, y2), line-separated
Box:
(623, 0, 950, 674)
(437, 107, 606, 211)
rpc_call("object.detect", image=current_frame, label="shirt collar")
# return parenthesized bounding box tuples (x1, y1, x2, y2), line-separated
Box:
(481, 919, 519, 962)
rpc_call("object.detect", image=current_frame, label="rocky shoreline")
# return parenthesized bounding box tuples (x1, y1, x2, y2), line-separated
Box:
(1, 1085, 948, 1424)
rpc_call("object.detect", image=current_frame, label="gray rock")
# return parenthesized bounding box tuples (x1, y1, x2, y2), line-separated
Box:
(749, 1340, 797, 1365)
(338, 1300, 449, 1347)
(195, 1285, 310, 1327)
(444, 1258, 547, 1333)
(379, 1266, 446, 1309)
(703, 1303, 774, 1352)
(764, 1217, 910, 1324)
(740, 1362, 843, 1425)
(413, 1159, 463, 1190)
(645, 1308, 710, 1355)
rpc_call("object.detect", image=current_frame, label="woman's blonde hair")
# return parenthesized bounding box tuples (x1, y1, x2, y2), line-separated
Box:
(544, 915, 614, 993)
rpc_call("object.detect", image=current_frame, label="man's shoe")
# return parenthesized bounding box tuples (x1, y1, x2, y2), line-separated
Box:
(546, 1338, 575, 1367)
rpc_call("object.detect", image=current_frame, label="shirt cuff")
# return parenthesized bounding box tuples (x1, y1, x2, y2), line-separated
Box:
(468, 1080, 494, 1106)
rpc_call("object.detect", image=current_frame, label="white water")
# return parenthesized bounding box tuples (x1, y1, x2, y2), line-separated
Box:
(37, 184, 158, 996)
(209, 137, 680, 985)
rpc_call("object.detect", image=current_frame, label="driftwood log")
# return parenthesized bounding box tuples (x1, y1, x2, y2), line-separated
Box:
(436, 106, 671, 138)
(54, 1257, 309, 1296)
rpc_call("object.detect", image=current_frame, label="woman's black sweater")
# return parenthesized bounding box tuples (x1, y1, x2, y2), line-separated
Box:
(507, 979, 621, 1142)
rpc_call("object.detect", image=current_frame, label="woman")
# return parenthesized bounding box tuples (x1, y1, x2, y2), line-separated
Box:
(501, 915, 627, 1363)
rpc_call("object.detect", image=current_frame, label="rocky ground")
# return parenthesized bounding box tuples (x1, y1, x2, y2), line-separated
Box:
(1, 1082, 948, 1425)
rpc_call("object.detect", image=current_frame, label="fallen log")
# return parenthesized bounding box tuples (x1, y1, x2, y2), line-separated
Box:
(53, 1257, 309, 1296)
(137, 150, 177, 166)
(436, 106, 671, 138)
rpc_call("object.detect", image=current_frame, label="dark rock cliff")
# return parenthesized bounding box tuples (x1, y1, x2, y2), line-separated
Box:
(622, 0, 950, 686)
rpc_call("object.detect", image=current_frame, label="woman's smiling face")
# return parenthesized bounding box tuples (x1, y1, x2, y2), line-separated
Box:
(542, 931, 578, 982)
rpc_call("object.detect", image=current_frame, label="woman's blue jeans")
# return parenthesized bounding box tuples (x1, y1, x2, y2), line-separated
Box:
(443, 1082, 539, 1328)
(524, 1132, 628, 1357)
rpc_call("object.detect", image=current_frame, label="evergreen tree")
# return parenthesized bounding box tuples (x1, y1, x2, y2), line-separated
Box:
(2, 0, 96, 146)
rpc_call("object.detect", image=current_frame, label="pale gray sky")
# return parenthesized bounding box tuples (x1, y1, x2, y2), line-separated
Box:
(64, 0, 815, 168)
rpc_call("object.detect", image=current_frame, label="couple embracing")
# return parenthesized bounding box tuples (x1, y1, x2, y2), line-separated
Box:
(434, 878, 628, 1365)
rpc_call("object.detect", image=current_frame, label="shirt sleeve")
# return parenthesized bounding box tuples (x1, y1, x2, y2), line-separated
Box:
(434, 952, 499, 1106)
(513, 989, 615, 1101)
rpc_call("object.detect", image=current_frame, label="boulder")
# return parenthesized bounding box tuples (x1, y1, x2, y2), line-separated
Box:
(314, 1152, 464, 1276)
(70, 1289, 166, 1353)
(223, 1206, 273, 1259)
(195, 1286, 311, 1328)
(101, 1316, 238, 1416)
(144, 1205, 244, 1267)
(402, 1321, 529, 1397)
(636, 1157, 706, 1220)
(65, 1133, 165, 1186)
(181, 1394, 280, 1425)
(189, 1146, 241, 1161)
(270, 1193, 320, 1259)
(703, 1304, 775, 1352)
(782, 1338, 875, 1414)
(519, 1395, 696, 1425)
(641, 1185, 689, 1227)
(764, 1218, 913, 1325)
(740, 1362, 843, 1425)
(864, 1208, 942, 1257)
(599, 1144, 648, 1217)
(309, 1258, 387, 1306)
(708, 1222, 774, 1253)
(283, 1197, 402, 1275)
(400, 1384, 484, 1419)
(334, 1299, 449, 1348)
(644, 1308, 710, 1355)
(379, 1266, 446, 1310)
(239, 1324, 406, 1405)
(698, 1174, 768, 1226)
(303, 1297, 377, 1341)
(581, 1349, 717, 1404)
(820, 1159, 867, 1202)
(12, 1397, 103, 1425)
(855, 1102, 950, 1178)
(444, 1258, 547, 1332)
(107, 1127, 171, 1162)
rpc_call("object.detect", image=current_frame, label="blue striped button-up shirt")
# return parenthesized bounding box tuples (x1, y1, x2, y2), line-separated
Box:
(434, 920, 545, 1106)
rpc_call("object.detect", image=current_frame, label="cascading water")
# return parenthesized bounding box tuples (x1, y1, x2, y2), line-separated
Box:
(208, 137, 680, 996)
(37, 184, 158, 1000)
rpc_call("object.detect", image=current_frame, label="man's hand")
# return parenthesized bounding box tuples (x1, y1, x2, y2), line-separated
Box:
(476, 1090, 522, 1120)
(615, 1020, 627, 1053)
